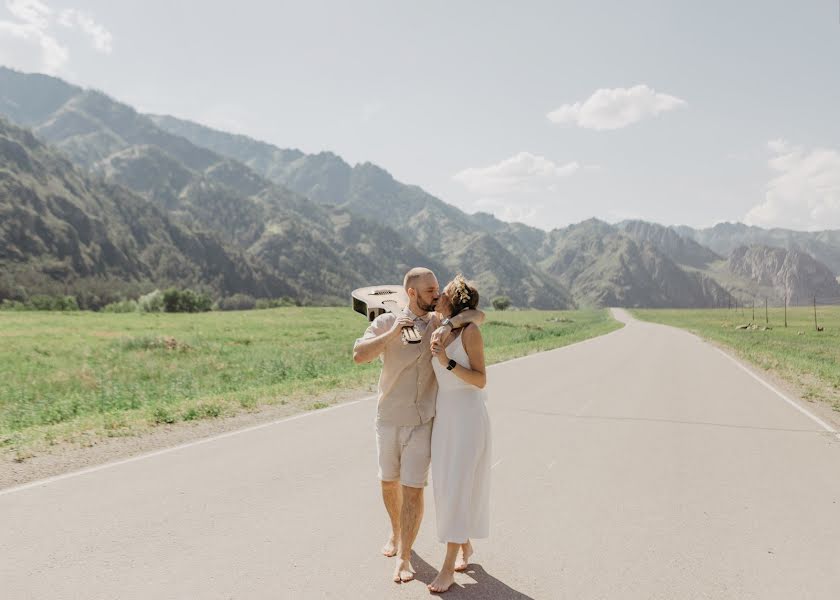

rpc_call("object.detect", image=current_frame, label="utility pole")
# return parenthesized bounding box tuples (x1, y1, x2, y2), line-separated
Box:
(814, 296, 818, 331)
(765, 297, 768, 325)
(752, 300, 755, 321)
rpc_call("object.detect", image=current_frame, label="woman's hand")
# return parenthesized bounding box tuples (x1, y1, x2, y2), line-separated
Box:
(431, 339, 449, 366)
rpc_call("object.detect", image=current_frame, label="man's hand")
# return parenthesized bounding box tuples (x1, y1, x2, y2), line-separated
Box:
(390, 315, 415, 339)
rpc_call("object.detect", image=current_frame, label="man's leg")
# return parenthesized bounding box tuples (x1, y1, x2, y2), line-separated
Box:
(381, 480, 401, 557)
(394, 484, 424, 582)
(376, 422, 402, 558)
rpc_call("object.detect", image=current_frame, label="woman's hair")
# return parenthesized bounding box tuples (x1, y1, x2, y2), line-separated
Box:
(445, 274, 479, 318)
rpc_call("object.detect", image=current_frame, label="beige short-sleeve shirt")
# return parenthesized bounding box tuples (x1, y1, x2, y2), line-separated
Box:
(354, 308, 438, 426)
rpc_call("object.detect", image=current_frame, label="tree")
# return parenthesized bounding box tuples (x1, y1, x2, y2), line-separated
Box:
(492, 296, 511, 311)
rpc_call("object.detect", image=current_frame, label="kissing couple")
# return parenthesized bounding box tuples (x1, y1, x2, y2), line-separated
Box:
(353, 267, 492, 593)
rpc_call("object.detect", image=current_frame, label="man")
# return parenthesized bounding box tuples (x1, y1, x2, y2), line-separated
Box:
(353, 267, 485, 583)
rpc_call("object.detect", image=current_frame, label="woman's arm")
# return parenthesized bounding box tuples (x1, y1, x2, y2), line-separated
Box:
(434, 324, 487, 389)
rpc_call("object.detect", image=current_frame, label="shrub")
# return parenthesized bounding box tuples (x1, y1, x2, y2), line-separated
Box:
(492, 296, 512, 311)
(138, 289, 164, 312)
(26, 294, 79, 311)
(102, 299, 139, 313)
(218, 293, 257, 311)
(255, 297, 296, 309)
(163, 288, 212, 313)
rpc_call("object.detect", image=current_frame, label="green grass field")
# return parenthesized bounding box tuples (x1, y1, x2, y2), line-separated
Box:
(632, 305, 840, 413)
(0, 307, 622, 459)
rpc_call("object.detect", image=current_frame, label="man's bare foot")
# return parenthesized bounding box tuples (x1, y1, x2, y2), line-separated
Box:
(393, 557, 415, 583)
(381, 535, 398, 557)
(454, 540, 473, 572)
(428, 568, 456, 593)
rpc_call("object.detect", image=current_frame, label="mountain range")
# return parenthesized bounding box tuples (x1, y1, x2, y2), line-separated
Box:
(1, 66, 839, 309)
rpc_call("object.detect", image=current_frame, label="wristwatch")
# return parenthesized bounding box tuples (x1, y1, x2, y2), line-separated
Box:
(441, 318, 454, 329)
(446, 359, 457, 371)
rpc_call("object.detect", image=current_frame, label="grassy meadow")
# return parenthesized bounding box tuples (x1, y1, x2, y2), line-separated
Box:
(0, 307, 622, 460)
(632, 306, 840, 413)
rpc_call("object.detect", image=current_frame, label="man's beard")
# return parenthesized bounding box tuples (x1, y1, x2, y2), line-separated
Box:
(418, 298, 437, 313)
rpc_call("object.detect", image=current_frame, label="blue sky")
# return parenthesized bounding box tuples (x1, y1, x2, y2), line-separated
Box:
(2, 0, 840, 231)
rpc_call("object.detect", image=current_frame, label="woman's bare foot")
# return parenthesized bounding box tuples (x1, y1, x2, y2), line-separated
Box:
(381, 535, 397, 557)
(393, 557, 415, 583)
(454, 540, 473, 572)
(428, 568, 456, 593)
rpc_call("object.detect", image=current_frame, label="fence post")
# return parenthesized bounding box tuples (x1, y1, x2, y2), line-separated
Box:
(784, 294, 787, 328)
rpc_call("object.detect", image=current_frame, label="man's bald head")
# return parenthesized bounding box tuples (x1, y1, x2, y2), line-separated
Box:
(403, 267, 435, 292)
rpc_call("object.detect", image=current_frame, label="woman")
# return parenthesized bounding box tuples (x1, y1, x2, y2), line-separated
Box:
(427, 274, 492, 594)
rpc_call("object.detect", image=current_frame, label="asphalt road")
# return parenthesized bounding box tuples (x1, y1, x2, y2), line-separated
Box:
(2, 309, 839, 599)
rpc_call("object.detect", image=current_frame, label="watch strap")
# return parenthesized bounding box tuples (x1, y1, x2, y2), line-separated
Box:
(446, 359, 457, 371)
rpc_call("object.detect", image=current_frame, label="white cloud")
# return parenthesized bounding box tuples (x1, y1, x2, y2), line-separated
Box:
(58, 9, 112, 53)
(0, 3, 67, 73)
(547, 84, 686, 130)
(453, 151, 582, 196)
(7, 0, 50, 27)
(0, 1, 112, 74)
(744, 140, 840, 230)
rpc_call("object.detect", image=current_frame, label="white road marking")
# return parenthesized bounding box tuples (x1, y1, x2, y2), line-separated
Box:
(0, 397, 372, 497)
(713, 347, 840, 441)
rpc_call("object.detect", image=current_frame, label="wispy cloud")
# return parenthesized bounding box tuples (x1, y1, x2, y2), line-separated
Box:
(0, 0, 66, 73)
(452, 152, 595, 227)
(58, 9, 112, 54)
(0, 1, 112, 74)
(547, 84, 686, 130)
(453, 151, 584, 196)
(745, 140, 840, 230)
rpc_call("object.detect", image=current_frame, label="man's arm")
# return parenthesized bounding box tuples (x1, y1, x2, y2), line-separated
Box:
(450, 308, 485, 328)
(430, 308, 485, 348)
(353, 313, 413, 364)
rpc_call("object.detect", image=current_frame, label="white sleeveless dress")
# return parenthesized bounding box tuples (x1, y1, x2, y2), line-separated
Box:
(431, 333, 491, 544)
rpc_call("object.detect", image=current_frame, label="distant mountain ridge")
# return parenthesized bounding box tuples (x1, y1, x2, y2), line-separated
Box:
(676, 222, 840, 276)
(3, 66, 840, 308)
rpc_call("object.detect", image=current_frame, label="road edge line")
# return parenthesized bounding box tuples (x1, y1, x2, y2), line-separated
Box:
(0, 397, 371, 497)
(712, 346, 840, 440)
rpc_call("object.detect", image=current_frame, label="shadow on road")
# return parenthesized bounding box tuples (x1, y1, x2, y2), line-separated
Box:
(411, 551, 535, 599)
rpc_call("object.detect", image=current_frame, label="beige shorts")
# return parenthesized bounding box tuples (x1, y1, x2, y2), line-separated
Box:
(375, 419, 433, 488)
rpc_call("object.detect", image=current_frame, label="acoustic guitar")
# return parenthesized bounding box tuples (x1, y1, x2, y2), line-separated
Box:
(351, 285, 422, 344)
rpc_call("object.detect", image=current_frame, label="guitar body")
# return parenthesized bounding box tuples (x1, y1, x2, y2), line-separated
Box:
(352, 285, 407, 321)
(351, 285, 422, 344)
